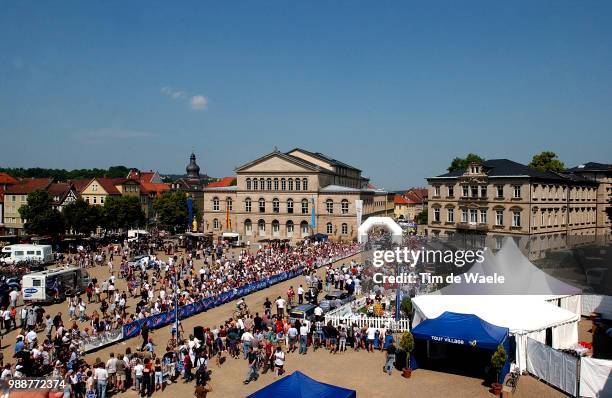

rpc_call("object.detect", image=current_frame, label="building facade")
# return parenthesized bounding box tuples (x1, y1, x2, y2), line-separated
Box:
(3, 178, 54, 235)
(393, 188, 427, 221)
(200, 148, 393, 241)
(426, 159, 603, 259)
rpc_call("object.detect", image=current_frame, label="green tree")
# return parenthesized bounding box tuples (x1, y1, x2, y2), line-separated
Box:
(18, 189, 65, 236)
(447, 153, 485, 172)
(106, 166, 130, 178)
(102, 196, 145, 230)
(415, 209, 428, 225)
(62, 198, 102, 234)
(491, 344, 508, 383)
(528, 151, 565, 172)
(153, 191, 188, 232)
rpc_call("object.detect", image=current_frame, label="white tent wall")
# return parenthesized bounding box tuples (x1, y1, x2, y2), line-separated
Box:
(581, 294, 612, 319)
(545, 295, 582, 317)
(580, 357, 612, 398)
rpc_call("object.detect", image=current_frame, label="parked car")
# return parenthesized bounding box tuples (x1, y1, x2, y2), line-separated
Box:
(288, 304, 316, 324)
(128, 255, 156, 269)
(319, 290, 354, 313)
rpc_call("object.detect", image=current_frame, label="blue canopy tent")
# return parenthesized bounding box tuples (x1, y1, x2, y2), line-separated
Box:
(247, 371, 356, 398)
(410, 312, 511, 384)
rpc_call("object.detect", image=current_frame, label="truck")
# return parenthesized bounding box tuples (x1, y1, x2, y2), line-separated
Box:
(21, 266, 91, 304)
(220, 232, 243, 247)
(0, 244, 53, 265)
(127, 229, 149, 243)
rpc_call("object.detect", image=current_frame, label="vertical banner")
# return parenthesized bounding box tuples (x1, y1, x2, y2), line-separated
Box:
(310, 196, 316, 230)
(355, 199, 363, 226)
(187, 195, 193, 231)
(226, 203, 231, 230)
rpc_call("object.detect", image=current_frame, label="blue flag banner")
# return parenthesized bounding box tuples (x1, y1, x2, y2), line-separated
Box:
(310, 197, 316, 229)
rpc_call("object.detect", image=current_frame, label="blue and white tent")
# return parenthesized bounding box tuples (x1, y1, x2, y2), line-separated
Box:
(247, 371, 356, 398)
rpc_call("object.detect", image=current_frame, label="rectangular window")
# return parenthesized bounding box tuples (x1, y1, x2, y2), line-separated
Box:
(448, 186, 454, 197)
(281, 180, 286, 190)
(301, 201, 308, 214)
(434, 208, 440, 222)
(480, 209, 487, 224)
(273, 201, 279, 213)
(480, 186, 487, 198)
(495, 210, 504, 226)
(470, 186, 478, 198)
(245, 201, 252, 212)
(469, 209, 477, 224)
(287, 201, 293, 214)
(513, 185, 521, 198)
(434, 186, 441, 197)
(512, 211, 521, 227)
(461, 209, 468, 223)
(462, 186, 469, 198)
(447, 208, 454, 223)
(496, 186, 504, 198)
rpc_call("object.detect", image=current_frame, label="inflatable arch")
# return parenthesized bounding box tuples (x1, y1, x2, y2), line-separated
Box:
(357, 217, 403, 245)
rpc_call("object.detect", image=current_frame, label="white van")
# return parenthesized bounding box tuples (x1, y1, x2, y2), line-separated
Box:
(221, 232, 243, 247)
(127, 229, 149, 242)
(22, 267, 91, 303)
(0, 244, 53, 265)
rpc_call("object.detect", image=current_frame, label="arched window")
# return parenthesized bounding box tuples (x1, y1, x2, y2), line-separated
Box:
(259, 178, 265, 190)
(286, 220, 294, 237)
(245, 198, 252, 212)
(341, 199, 349, 214)
(326, 222, 333, 234)
(272, 220, 280, 236)
(266, 178, 272, 191)
(295, 179, 301, 191)
(341, 223, 348, 235)
(326, 199, 334, 214)
(302, 178, 308, 191)
(258, 220, 266, 236)
(301, 199, 309, 214)
(287, 198, 294, 214)
(226, 197, 233, 211)
(212, 197, 220, 211)
(213, 218, 220, 229)
(245, 219, 252, 235)
(246, 178, 251, 190)
(300, 221, 309, 236)
(274, 178, 279, 191)
(288, 178, 294, 191)
(281, 178, 286, 191)
(272, 198, 280, 213)
(259, 198, 266, 212)
(253, 179, 258, 190)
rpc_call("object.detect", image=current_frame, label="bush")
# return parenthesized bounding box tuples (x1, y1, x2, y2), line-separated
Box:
(400, 297, 412, 318)
(490, 344, 507, 381)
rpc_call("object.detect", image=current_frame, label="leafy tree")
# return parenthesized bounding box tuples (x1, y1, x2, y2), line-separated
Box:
(491, 344, 507, 383)
(18, 189, 65, 236)
(447, 153, 485, 172)
(528, 151, 565, 172)
(62, 199, 102, 234)
(415, 209, 428, 225)
(0, 165, 130, 180)
(106, 166, 130, 178)
(400, 297, 413, 318)
(153, 191, 188, 232)
(101, 196, 145, 230)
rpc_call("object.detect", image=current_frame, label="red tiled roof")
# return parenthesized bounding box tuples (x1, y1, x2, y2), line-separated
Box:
(0, 173, 18, 185)
(47, 183, 72, 204)
(394, 194, 412, 205)
(5, 178, 53, 195)
(140, 181, 170, 196)
(94, 178, 124, 195)
(206, 177, 236, 188)
(70, 179, 91, 193)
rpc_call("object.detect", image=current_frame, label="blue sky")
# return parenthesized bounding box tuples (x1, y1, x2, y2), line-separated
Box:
(0, 1, 610, 190)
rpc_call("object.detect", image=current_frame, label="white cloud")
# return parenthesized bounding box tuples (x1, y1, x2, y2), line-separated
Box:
(161, 86, 208, 111)
(190, 95, 208, 111)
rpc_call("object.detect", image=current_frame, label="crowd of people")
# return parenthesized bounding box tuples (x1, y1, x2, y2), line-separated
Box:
(0, 236, 364, 397)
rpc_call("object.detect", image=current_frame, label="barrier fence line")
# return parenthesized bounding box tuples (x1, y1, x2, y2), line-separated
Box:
(84, 250, 363, 352)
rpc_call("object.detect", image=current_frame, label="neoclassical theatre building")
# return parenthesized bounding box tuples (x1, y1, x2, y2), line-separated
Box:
(200, 148, 394, 241)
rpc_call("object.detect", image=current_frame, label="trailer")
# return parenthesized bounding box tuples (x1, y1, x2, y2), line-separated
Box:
(1, 244, 53, 265)
(22, 266, 91, 304)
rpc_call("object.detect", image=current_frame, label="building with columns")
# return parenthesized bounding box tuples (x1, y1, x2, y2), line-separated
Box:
(200, 148, 394, 241)
(426, 159, 608, 259)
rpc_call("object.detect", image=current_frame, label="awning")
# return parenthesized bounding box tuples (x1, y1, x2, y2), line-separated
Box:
(411, 311, 508, 350)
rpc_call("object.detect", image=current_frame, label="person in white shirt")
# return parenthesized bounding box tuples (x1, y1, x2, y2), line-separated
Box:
(1, 364, 12, 380)
(94, 364, 109, 398)
(273, 347, 285, 376)
(366, 326, 377, 352)
(299, 324, 309, 354)
(275, 296, 286, 318)
(9, 289, 19, 308)
(314, 306, 323, 321)
(297, 285, 305, 304)
(241, 331, 254, 360)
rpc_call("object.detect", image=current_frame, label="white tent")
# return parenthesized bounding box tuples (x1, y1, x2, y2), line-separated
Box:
(412, 294, 579, 371)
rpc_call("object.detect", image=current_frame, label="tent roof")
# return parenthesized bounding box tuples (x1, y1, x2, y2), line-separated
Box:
(436, 238, 581, 295)
(412, 294, 579, 335)
(411, 311, 508, 350)
(247, 371, 356, 398)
